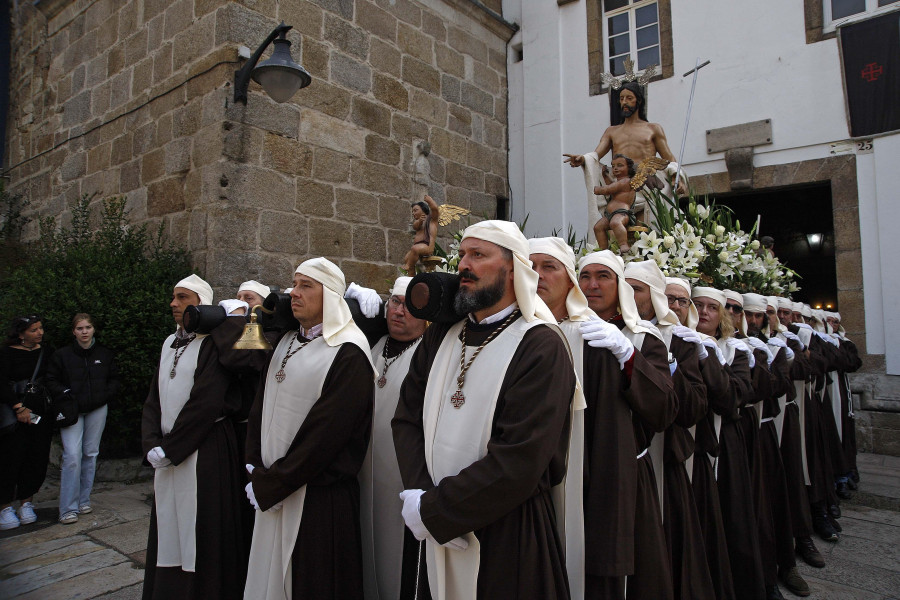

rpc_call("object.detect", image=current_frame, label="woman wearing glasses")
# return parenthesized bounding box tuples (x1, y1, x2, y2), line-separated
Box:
(46, 313, 120, 524)
(0, 315, 54, 530)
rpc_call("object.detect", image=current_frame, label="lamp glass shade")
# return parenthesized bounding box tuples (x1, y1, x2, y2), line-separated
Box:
(251, 38, 311, 103)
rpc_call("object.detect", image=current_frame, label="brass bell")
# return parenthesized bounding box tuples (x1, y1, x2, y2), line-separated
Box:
(233, 305, 274, 350)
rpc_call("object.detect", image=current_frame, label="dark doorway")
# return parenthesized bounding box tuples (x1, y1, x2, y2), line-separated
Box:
(709, 183, 838, 310)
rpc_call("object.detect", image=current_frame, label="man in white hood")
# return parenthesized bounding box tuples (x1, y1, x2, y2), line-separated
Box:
(142, 274, 246, 600)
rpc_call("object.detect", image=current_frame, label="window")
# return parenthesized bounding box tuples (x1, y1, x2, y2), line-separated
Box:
(587, 0, 672, 95)
(824, 0, 899, 30)
(603, 0, 660, 76)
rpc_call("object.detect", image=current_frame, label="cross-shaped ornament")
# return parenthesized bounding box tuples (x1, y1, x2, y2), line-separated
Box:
(450, 390, 465, 409)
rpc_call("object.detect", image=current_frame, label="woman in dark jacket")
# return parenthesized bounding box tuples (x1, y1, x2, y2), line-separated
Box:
(0, 314, 54, 531)
(46, 313, 120, 524)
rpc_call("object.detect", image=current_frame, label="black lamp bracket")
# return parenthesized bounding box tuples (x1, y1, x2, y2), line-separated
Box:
(234, 22, 293, 105)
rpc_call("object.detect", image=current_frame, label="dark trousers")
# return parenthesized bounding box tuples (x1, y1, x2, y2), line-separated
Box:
(0, 418, 53, 503)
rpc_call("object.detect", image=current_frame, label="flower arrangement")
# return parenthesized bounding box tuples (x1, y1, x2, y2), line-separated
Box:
(624, 189, 800, 295)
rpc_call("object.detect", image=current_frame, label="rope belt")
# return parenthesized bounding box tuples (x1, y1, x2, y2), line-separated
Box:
(636, 447, 650, 459)
(760, 417, 774, 424)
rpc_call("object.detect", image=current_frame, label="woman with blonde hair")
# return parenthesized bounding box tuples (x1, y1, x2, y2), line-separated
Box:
(47, 313, 120, 524)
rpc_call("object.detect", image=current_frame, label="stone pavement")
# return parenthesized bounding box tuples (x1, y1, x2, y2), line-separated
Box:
(1, 454, 899, 599)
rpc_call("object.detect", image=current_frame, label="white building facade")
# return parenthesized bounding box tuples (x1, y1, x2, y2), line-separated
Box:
(503, 0, 900, 444)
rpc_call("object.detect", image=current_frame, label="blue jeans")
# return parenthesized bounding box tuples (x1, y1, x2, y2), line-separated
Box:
(59, 404, 107, 517)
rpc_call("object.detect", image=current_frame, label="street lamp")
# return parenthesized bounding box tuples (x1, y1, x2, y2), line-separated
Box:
(806, 232, 824, 252)
(234, 22, 311, 104)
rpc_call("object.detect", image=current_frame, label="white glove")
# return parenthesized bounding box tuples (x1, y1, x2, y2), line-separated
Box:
(782, 331, 805, 350)
(767, 337, 795, 360)
(400, 489, 429, 541)
(399, 489, 468, 551)
(246, 464, 255, 475)
(726, 338, 755, 368)
(795, 323, 813, 331)
(219, 299, 249, 315)
(346, 283, 381, 318)
(672, 325, 707, 360)
(580, 319, 635, 369)
(245, 482, 259, 510)
(767, 336, 787, 349)
(745, 336, 775, 365)
(147, 446, 171, 469)
(816, 331, 839, 347)
(702, 338, 726, 365)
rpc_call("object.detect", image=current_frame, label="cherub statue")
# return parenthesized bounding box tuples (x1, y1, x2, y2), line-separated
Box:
(592, 154, 637, 253)
(403, 195, 440, 274)
(592, 154, 671, 253)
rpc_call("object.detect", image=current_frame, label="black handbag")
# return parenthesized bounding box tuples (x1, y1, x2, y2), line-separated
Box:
(52, 392, 79, 428)
(11, 348, 51, 416)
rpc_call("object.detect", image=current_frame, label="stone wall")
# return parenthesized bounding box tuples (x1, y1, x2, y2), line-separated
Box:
(5, 0, 514, 296)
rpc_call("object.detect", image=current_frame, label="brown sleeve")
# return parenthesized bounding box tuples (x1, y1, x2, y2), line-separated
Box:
(392, 323, 453, 492)
(726, 350, 754, 411)
(670, 336, 707, 427)
(749, 348, 774, 403)
(251, 343, 374, 510)
(155, 338, 234, 465)
(418, 326, 575, 543)
(626, 334, 678, 432)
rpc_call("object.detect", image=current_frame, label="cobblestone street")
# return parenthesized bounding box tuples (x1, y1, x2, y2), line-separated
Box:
(0, 453, 898, 599)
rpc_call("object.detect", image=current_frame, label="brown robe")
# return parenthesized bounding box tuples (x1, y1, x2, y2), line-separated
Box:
(392, 318, 575, 599)
(141, 335, 246, 600)
(757, 344, 797, 574)
(780, 336, 814, 539)
(663, 336, 716, 600)
(837, 339, 862, 474)
(246, 338, 374, 600)
(209, 317, 278, 563)
(710, 348, 765, 600)
(691, 353, 737, 600)
(583, 320, 677, 600)
(802, 334, 839, 508)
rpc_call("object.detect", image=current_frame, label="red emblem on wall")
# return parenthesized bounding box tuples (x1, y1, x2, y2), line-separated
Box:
(861, 62, 883, 82)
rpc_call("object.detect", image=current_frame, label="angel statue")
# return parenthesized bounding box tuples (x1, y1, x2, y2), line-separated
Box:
(562, 59, 687, 243)
(403, 195, 470, 274)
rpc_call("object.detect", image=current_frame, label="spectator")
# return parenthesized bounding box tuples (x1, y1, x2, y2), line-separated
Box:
(46, 313, 120, 524)
(0, 315, 54, 530)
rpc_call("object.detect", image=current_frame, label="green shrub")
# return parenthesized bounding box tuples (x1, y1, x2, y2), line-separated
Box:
(0, 195, 193, 457)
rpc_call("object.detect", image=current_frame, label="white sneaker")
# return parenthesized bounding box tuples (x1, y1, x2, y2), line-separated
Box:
(78, 504, 92, 514)
(18, 502, 37, 525)
(59, 512, 78, 524)
(0, 506, 20, 530)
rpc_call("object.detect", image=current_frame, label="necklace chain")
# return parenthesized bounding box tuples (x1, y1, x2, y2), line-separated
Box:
(275, 332, 312, 383)
(451, 310, 520, 408)
(378, 335, 422, 388)
(170, 334, 196, 379)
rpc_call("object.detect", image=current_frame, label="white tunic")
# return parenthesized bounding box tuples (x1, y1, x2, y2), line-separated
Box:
(154, 333, 207, 572)
(422, 317, 550, 600)
(360, 334, 422, 600)
(244, 334, 342, 600)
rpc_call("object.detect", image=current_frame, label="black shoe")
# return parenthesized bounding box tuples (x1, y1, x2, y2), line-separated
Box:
(836, 480, 852, 499)
(847, 477, 858, 491)
(850, 469, 860, 483)
(828, 512, 842, 533)
(779, 566, 811, 597)
(766, 584, 786, 600)
(796, 536, 825, 568)
(814, 510, 840, 542)
(829, 502, 841, 519)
